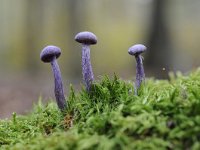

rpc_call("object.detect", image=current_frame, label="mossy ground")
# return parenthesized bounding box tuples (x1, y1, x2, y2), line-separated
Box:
(1, 70, 200, 150)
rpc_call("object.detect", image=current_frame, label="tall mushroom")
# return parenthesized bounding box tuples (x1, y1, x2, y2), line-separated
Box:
(75, 31, 97, 91)
(128, 44, 147, 95)
(40, 45, 66, 110)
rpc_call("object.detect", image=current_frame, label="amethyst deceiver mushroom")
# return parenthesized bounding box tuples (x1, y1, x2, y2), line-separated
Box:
(75, 31, 97, 91)
(40, 45, 66, 110)
(128, 44, 147, 95)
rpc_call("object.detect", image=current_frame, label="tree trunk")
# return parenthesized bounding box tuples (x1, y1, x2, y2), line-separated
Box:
(66, 0, 83, 78)
(24, 0, 44, 75)
(145, 0, 173, 79)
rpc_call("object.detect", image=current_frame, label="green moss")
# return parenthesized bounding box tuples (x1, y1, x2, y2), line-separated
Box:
(1, 70, 200, 149)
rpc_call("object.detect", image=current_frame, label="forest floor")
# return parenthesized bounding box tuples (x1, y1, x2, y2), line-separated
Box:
(1, 70, 200, 149)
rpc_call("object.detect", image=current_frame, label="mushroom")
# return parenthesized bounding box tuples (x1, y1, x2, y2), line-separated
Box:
(75, 31, 97, 91)
(128, 44, 147, 95)
(40, 45, 66, 110)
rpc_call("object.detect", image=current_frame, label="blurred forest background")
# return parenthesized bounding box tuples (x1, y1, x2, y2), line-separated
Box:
(0, 0, 200, 118)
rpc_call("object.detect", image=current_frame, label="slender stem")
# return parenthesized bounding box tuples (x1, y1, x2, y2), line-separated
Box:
(51, 57, 66, 110)
(82, 44, 94, 91)
(135, 55, 145, 94)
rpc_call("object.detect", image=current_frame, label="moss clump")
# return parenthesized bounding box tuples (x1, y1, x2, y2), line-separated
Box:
(1, 70, 200, 150)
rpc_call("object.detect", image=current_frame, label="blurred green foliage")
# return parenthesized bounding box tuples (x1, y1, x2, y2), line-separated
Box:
(0, 0, 200, 79)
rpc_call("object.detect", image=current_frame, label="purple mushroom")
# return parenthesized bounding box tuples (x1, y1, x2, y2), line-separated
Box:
(75, 31, 97, 91)
(128, 44, 147, 95)
(40, 45, 66, 110)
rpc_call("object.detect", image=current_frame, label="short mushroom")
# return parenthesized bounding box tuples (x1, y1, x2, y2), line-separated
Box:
(75, 31, 97, 91)
(128, 44, 147, 95)
(40, 45, 66, 110)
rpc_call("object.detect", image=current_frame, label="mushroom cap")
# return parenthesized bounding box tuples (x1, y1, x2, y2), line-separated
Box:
(75, 31, 97, 45)
(128, 44, 147, 56)
(40, 45, 61, 63)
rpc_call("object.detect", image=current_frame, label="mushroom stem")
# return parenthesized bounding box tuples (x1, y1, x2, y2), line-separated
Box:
(135, 55, 145, 94)
(128, 44, 147, 95)
(82, 44, 94, 91)
(51, 57, 66, 110)
(75, 31, 97, 91)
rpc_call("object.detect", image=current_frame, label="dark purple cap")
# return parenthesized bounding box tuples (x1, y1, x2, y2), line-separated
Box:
(40, 45, 61, 63)
(75, 31, 97, 45)
(128, 44, 147, 56)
